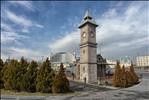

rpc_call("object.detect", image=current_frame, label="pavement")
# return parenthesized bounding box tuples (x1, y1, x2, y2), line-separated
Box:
(1, 72, 149, 100)
(44, 78, 149, 100)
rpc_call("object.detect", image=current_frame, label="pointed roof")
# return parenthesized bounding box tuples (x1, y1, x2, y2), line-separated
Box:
(83, 10, 92, 20)
(79, 10, 98, 28)
(78, 10, 98, 28)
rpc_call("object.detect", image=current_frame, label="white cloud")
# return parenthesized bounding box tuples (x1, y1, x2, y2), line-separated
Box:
(10, 47, 39, 58)
(4, 9, 31, 27)
(125, 2, 142, 19)
(49, 31, 80, 53)
(2, 9, 44, 29)
(96, 2, 148, 57)
(22, 28, 29, 33)
(1, 9, 44, 44)
(1, 21, 30, 44)
(1, 31, 29, 44)
(8, 1, 35, 11)
(102, 9, 117, 18)
(49, 1, 148, 59)
(1, 22, 15, 32)
(35, 24, 44, 28)
(1, 47, 46, 61)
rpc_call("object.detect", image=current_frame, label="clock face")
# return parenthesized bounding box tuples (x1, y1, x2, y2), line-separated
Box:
(82, 32, 86, 38)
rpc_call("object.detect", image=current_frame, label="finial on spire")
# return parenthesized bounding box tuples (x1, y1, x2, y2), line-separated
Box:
(84, 10, 92, 20)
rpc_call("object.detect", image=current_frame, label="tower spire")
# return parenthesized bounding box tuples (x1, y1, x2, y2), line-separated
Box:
(78, 10, 98, 28)
(84, 10, 92, 20)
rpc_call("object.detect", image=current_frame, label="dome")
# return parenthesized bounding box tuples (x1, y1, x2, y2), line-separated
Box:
(50, 52, 76, 63)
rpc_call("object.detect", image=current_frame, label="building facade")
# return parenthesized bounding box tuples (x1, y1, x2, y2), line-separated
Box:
(78, 10, 98, 83)
(97, 54, 107, 79)
(136, 56, 149, 67)
(75, 54, 107, 81)
(50, 52, 76, 75)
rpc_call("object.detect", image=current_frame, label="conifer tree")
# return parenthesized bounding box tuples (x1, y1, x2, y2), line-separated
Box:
(18, 57, 29, 91)
(121, 65, 127, 87)
(125, 70, 133, 87)
(36, 58, 54, 93)
(52, 63, 70, 93)
(0, 58, 4, 71)
(0, 58, 4, 89)
(1, 60, 9, 89)
(112, 62, 139, 87)
(3, 59, 20, 90)
(129, 63, 139, 84)
(24, 60, 38, 92)
(112, 61, 122, 87)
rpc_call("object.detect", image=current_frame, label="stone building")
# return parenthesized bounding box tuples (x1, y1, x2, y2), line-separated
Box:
(75, 54, 107, 82)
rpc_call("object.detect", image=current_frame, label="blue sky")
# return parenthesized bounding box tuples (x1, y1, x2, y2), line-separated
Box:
(1, 1, 149, 61)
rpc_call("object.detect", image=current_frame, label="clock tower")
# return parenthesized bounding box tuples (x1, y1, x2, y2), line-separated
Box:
(78, 10, 98, 83)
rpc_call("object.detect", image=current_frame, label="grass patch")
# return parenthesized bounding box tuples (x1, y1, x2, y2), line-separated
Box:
(1, 89, 80, 96)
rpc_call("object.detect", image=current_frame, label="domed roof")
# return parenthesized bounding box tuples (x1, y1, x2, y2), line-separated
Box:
(50, 52, 76, 63)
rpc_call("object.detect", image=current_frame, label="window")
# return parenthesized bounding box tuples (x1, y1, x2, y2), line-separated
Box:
(83, 67, 85, 72)
(90, 31, 95, 38)
(83, 50, 85, 54)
